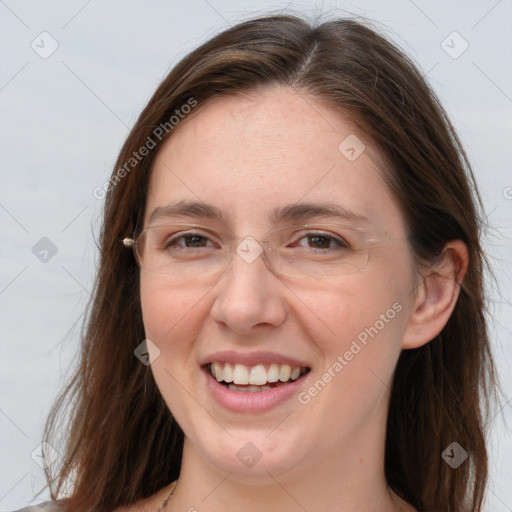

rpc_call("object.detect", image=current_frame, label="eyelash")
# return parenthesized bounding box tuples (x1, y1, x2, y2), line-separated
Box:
(165, 231, 349, 250)
(166, 233, 216, 249)
(291, 232, 349, 249)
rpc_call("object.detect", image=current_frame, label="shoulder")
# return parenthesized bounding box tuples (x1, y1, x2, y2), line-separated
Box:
(11, 502, 66, 512)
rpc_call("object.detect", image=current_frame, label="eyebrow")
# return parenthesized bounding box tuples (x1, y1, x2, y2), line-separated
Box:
(148, 200, 226, 225)
(147, 200, 369, 226)
(271, 202, 370, 225)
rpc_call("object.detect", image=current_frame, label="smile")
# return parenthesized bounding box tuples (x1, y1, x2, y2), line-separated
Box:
(209, 362, 310, 392)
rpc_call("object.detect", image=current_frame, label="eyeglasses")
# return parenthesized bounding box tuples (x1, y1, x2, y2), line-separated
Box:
(123, 223, 389, 280)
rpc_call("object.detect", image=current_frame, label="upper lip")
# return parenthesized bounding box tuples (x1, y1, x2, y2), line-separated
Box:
(200, 350, 311, 368)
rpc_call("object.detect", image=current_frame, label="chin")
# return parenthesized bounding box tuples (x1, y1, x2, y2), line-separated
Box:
(190, 427, 310, 481)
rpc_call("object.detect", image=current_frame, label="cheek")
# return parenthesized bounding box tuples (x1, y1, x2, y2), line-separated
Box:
(140, 276, 210, 424)
(139, 276, 208, 351)
(297, 262, 414, 388)
(297, 285, 408, 432)
(294, 267, 411, 348)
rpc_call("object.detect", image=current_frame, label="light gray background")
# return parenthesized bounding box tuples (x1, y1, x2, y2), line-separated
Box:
(1, 0, 511, 510)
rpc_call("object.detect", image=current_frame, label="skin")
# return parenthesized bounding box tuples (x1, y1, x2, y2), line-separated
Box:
(120, 87, 467, 512)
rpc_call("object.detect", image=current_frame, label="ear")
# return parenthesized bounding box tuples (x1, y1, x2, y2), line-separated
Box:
(402, 240, 469, 350)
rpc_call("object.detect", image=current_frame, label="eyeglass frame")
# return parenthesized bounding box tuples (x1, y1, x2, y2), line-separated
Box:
(122, 221, 399, 280)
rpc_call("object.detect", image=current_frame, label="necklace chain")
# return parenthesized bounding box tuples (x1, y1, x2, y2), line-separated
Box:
(156, 480, 178, 512)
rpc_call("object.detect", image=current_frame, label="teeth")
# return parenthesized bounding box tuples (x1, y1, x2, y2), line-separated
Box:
(290, 366, 301, 380)
(233, 364, 249, 385)
(228, 384, 272, 393)
(249, 365, 267, 385)
(212, 362, 223, 382)
(278, 364, 291, 382)
(223, 362, 233, 383)
(267, 364, 279, 383)
(209, 362, 306, 386)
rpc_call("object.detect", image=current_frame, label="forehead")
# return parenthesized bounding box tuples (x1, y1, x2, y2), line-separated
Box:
(145, 87, 406, 237)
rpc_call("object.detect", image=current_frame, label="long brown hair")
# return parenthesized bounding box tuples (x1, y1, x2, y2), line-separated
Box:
(44, 13, 497, 512)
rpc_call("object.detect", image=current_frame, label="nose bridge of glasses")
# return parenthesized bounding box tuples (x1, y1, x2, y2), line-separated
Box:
(233, 235, 274, 268)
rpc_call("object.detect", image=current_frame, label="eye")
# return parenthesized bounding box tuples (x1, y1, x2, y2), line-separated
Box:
(293, 232, 349, 250)
(166, 232, 215, 249)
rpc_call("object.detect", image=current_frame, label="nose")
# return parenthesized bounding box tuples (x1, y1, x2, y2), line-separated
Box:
(210, 246, 287, 335)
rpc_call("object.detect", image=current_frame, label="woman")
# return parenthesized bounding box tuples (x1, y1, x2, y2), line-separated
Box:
(22, 13, 496, 512)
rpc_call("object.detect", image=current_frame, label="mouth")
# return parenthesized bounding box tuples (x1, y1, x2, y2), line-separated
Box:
(204, 362, 311, 393)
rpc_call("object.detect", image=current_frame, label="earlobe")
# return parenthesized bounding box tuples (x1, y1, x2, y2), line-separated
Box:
(402, 240, 469, 350)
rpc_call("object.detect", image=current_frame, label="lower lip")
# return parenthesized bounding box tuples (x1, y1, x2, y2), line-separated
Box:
(202, 367, 308, 413)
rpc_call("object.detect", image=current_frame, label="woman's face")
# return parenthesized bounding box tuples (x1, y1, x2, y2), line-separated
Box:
(140, 87, 419, 480)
